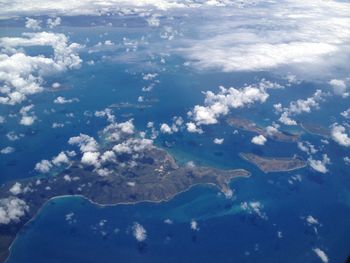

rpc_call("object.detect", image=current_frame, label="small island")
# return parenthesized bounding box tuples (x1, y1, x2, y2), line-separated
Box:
(300, 122, 331, 138)
(0, 146, 250, 262)
(239, 153, 306, 173)
(227, 117, 299, 143)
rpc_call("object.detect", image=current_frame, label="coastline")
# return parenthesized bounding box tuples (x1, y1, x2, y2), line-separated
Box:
(5, 172, 250, 263)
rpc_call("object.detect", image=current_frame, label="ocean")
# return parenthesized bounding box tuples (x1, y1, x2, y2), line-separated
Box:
(1, 20, 350, 263)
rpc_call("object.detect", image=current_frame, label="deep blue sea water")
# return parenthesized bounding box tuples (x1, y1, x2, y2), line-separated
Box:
(1, 20, 350, 263)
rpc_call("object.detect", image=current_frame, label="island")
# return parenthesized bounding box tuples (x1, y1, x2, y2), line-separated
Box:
(239, 153, 306, 173)
(227, 117, 299, 143)
(299, 122, 331, 138)
(0, 146, 250, 262)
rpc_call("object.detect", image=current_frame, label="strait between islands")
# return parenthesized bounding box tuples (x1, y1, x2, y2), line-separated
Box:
(0, 146, 250, 262)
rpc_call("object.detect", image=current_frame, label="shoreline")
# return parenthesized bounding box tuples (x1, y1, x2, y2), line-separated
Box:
(5, 173, 250, 262)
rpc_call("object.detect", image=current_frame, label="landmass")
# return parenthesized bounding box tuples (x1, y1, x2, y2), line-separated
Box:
(299, 122, 331, 138)
(227, 117, 299, 143)
(0, 146, 250, 262)
(239, 153, 306, 173)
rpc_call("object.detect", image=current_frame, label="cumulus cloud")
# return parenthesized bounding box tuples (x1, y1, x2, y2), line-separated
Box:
(81, 151, 101, 167)
(0, 32, 82, 105)
(52, 151, 70, 166)
(298, 141, 318, 155)
(331, 124, 350, 147)
(132, 222, 147, 242)
(47, 17, 61, 28)
(68, 134, 99, 153)
(213, 138, 224, 144)
(0, 197, 29, 224)
(113, 138, 153, 155)
(241, 201, 267, 220)
(251, 135, 267, 146)
(35, 159, 53, 173)
(190, 219, 199, 231)
(19, 116, 36, 126)
(9, 182, 23, 195)
(186, 122, 203, 134)
(329, 79, 349, 98)
(313, 248, 328, 263)
(0, 146, 15, 154)
(306, 215, 319, 226)
(344, 156, 350, 166)
(277, 90, 325, 125)
(54, 96, 79, 104)
(19, 104, 37, 126)
(160, 123, 173, 134)
(189, 80, 280, 126)
(341, 108, 350, 119)
(308, 154, 330, 173)
(25, 17, 41, 30)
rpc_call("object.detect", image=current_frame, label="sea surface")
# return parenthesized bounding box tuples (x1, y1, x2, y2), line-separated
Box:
(1, 19, 350, 263)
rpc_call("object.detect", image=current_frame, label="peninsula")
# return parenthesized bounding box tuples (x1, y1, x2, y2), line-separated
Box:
(0, 146, 250, 262)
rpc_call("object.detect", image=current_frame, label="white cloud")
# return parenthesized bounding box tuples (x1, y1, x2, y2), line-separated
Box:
(113, 138, 153, 155)
(189, 80, 279, 126)
(344, 156, 350, 165)
(186, 122, 203, 134)
(18, 104, 37, 126)
(68, 134, 99, 153)
(9, 182, 22, 195)
(331, 124, 350, 147)
(160, 123, 173, 134)
(146, 14, 161, 27)
(241, 201, 268, 220)
(35, 159, 53, 173)
(52, 151, 70, 166)
(213, 138, 224, 144)
(0, 146, 15, 154)
(251, 135, 267, 146)
(19, 115, 36, 126)
(329, 79, 349, 98)
(100, 150, 116, 164)
(0, 32, 82, 105)
(278, 90, 325, 125)
(308, 154, 330, 173)
(313, 248, 329, 263)
(132, 222, 147, 242)
(81, 151, 101, 167)
(177, 0, 350, 79)
(52, 122, 64, 128)
(298, 141, 318, 155)
(306, 215, 319, 226)
(0, 197, 29, 224)
(25, 17, 41, 30)
(54, 96, 79, 104)
(341, 108, 350, 119)
(47, 17, 61, 28)
(0, 0, 189, 19)
(190, 219, 199, 231)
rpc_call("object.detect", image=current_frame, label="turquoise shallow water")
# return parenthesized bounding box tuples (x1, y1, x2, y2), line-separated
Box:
(0, 19, 350, 263)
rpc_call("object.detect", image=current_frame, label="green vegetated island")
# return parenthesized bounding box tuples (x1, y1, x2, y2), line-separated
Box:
(0, 146, 250, 262)
(240, 153, 307, 173)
